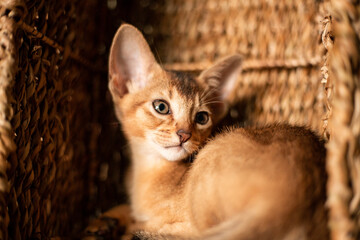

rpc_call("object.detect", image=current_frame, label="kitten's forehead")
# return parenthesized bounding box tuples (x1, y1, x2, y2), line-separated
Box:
(167, 71, 201, 99)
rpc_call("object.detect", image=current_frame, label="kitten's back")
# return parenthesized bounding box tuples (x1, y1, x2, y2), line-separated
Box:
(186, 124, 327, 240)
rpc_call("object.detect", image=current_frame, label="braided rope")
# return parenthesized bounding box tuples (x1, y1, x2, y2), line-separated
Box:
(164, 55, 322, 72)
(0, 3, 20, 240)
(16, 19, 107, 72)
(1, 4, 106, 72)
(327, 0, 360, 239)
(321, 15, 333, 140)
(2, 3, 323, 74)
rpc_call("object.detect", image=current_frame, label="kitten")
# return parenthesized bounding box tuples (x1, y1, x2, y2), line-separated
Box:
(105, 24, 328, 240)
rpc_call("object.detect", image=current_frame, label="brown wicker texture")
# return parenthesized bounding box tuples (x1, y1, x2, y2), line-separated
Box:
(0, 1, 18, 239)
(0, 0, 110, 239)
(326, 0, 360, 239)
(0, 0, 359, 239)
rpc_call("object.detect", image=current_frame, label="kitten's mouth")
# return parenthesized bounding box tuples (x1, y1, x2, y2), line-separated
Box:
(164, 145, 183, 150)
(164, 144, 190, 154)
(159, 143, 192, 161)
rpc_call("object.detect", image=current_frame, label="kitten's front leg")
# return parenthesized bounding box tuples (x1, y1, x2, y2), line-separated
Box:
(132, 222, 195, 240)
(141, 219, 195, 237)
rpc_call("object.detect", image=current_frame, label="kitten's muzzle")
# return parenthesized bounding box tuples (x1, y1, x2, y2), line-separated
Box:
(177, 130, 192, 144)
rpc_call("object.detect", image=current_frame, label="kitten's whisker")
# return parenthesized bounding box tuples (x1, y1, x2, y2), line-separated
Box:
(153, 45, 164, 68)
(201, 87, 220, 100)
(202, 101, 224, 106)
(200, 89, 212, 100)
(202, 97, 222, 104)
(200, 89, 218, 100)
(203, 100, 223, 104)
(202, 95, 220, 101)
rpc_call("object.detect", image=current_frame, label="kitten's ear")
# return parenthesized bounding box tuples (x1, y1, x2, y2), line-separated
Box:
(198, 55, 243, 119)
(108, 24, 161, 98)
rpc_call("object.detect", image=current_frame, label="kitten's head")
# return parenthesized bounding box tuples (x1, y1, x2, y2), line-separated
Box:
(109, 24, 242, 161)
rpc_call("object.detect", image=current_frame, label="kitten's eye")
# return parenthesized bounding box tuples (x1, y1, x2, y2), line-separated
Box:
(195, 112, 209, 125)
(153, 100, 170, 114)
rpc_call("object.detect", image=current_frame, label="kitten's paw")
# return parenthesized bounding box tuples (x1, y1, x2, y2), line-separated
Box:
(83, 204, 134, 239)
(84, 216, 123, 239)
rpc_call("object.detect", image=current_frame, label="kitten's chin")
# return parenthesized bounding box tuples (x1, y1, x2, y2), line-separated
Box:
(158, 146, 190, 162)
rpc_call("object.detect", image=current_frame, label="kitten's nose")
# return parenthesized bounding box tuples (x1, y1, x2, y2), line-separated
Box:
(177, 130, 192, 143)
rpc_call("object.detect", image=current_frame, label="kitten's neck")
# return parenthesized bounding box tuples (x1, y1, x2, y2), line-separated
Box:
(128, 138, 189, 222)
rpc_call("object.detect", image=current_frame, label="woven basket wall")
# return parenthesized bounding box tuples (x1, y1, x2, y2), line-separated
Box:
(0, 0, 359, 239)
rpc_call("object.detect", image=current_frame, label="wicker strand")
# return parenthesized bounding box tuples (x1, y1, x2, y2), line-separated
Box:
(3, 3, 324, 74)
(321, 14, 333, 140)
(16, 19, 107, 72)
(0, 4, 19, 240)
(164, 55, 322, 72)
(18, 17, 323, 74)
(327, 0, 360, 239)
(0, 4, 106, 72)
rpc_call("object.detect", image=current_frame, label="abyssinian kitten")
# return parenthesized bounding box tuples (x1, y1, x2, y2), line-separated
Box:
(104, 24, 328, 239)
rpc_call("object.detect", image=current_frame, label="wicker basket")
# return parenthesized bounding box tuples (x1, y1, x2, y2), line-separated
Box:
(0, 0, 359, 239)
